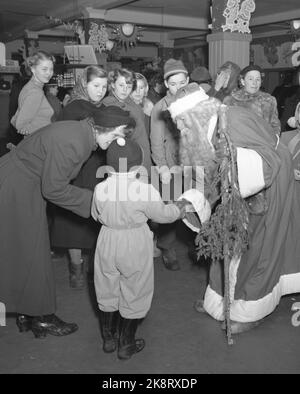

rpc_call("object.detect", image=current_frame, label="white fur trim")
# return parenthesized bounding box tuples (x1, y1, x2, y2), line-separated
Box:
(229, 255, 241, 302)
(168, 89, 209, 118)
(236, 147, 265, 198)
(178, 188, 211, 232)
(287, 116, 297, 129)
(207, 114, 218, 150)
(203, 272, 300, 322)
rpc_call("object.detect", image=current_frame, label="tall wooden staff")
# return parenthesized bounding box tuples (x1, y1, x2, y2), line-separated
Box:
(218, 104, 248, 345)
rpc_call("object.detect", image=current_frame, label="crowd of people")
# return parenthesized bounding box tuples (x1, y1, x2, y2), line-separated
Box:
(0, 49, 299, 360)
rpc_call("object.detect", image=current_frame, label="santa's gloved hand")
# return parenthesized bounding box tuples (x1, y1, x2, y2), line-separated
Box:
(175, 199, 193, 219)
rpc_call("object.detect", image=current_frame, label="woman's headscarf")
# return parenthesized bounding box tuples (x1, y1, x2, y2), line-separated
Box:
(219, 61, 241, 97)
(68, 67, 103, 107)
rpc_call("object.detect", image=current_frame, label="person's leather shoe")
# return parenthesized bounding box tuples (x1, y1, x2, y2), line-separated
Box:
(31, 314, 78, 338)
(162, 250, 180, 271)
(16, 314, 32, 332)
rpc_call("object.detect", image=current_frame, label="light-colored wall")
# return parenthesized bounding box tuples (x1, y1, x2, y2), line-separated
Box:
(5, 39, 157, 62)
(5, 39, 67, 58)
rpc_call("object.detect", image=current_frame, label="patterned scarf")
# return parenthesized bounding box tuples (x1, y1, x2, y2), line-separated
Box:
(68, 68, 102, 107)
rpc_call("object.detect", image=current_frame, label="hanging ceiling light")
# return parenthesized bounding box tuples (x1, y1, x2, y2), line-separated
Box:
(111, 23, 143, 50)
(291, 20, 300, 33)
(120, 23, 135, 37)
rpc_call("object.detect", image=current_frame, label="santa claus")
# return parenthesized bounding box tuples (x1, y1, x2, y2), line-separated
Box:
(170, 83, 300, 335)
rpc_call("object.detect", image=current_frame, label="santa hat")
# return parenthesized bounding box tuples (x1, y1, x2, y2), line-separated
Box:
(106, 137, 143, 173)
(178, 189, 211, 233)
(168, 83, 209, 119)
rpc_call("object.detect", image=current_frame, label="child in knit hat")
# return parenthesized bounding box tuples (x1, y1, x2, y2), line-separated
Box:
(150, 58, 190, 271)
(91, 137, 191, 360)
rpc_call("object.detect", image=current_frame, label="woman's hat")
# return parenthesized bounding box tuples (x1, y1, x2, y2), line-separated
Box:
(106, 137, 143, 172)
(240, 65, 264, 78)
(93, 105, 136, 129)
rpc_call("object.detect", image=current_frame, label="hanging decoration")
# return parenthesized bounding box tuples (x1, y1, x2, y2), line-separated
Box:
(222, 0, 256, 34)
(45, 16, 143, 52)
(263, 38, 279, 66)
(46, 15, 81, 32)
(111, 23, 143, 50)
(87, 22, 111, 52)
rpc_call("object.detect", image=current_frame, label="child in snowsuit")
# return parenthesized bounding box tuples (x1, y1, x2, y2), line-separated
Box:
(91, 137, 188, 360)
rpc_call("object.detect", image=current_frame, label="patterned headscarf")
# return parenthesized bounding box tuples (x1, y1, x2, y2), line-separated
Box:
(68, 67, 104, 107)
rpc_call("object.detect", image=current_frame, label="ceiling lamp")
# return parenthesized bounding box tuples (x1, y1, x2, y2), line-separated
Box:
(111, 23, 143, 50)
(291, 20, 300, 33)
(121, 23, 135, 37)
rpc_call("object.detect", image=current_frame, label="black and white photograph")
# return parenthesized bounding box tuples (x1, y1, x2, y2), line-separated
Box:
(0, 0, 300, 378)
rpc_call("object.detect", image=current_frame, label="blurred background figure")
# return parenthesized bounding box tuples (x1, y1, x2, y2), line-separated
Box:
(280, 67, 300, 132)
(147, 72, 165, 105)
(190, 66, 212, 93)
(57, 86, 73, 107)
(130, 72, 161, 258)
(272, 71, 296, 119)
(130, 72, 153, 137)
(208, 61, 241, 102)
(44, 78, 62, 122)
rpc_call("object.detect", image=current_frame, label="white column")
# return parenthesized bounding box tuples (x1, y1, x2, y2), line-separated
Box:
(0, 42, 5, 66)
(207, 32, 252, 78)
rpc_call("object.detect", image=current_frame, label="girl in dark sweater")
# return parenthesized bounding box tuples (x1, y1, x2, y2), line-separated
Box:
(51, 66, 108, 289)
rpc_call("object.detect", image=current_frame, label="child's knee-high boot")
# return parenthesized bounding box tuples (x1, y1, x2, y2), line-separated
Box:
(99, 310, 119, 353)
(118, 317, 145, 360)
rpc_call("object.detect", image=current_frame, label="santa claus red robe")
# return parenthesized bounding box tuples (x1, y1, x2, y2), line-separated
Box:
(203, 107, 300, 322)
